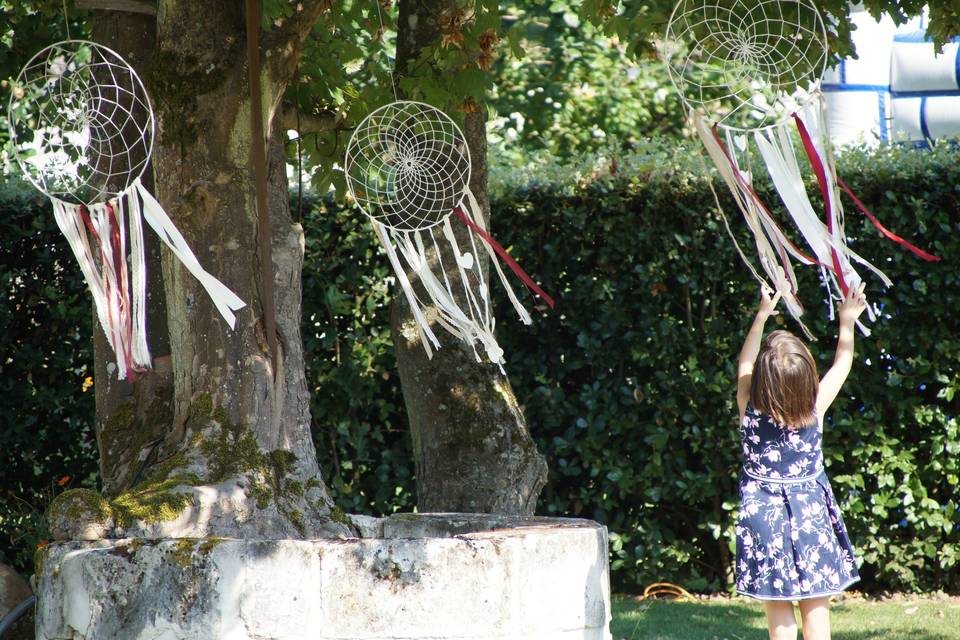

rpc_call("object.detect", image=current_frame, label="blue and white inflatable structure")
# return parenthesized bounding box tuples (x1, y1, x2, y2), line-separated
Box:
(823, 8, 960, 146)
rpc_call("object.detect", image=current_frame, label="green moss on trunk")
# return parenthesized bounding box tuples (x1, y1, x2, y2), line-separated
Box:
(111, 474, 201, 528)
(72, 393, 318, 532)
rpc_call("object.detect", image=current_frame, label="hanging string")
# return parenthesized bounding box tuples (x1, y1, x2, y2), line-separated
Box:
(373, 0, 399, 101)
(689, 110, 766, 290)
(62, 0, 71, 39)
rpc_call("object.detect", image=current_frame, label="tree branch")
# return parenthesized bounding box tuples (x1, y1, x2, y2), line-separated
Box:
(279, 105, 340, 134)
(76, 0, 157, 15)
(264, 0, 332, 86)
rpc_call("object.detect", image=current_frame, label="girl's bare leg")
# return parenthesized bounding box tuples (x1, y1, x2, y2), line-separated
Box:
(764, 601, 798, 640)
(798, 597, 831, 640)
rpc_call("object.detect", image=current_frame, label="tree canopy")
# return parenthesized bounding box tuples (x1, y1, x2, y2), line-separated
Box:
(4, 1, 958, 183)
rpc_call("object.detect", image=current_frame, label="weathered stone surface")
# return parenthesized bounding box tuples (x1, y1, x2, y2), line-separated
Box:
(347, 513, 384, 538)
(0, 564, 33, 640)
(46, 489, 114, 542)
(37, 514, 611, 639)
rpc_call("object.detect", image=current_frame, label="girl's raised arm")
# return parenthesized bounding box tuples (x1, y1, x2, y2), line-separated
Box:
(737, 286, 781, 420)
(816, 284, 868, 419)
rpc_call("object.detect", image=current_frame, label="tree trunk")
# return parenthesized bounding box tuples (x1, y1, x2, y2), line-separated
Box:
(392, 0, 548, 514)
(58, 0, 349, 540)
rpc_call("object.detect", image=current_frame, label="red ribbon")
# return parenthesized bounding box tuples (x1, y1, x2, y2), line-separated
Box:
(78, 204, 99, 242)
(452, 207, 555, 309)
(792, 114, 849, 296)
(835, 177, 941, 263)
(106, 202, 125, 289)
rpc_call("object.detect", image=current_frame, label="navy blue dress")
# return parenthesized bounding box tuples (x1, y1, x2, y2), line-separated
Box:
(735, 404, 860, 600)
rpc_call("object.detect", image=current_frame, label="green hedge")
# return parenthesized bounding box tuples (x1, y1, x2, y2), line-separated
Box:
(2, 140, 958, 595)
(489, 141, 959, 594)
(0, 181, 97, 571)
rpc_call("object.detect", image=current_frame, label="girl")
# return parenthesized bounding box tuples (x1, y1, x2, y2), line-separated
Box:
(735, 283, 867, 640)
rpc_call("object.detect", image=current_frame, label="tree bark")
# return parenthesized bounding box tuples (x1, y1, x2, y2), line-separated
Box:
(71, 0, 349, 540)
(392, 0, 547, 514)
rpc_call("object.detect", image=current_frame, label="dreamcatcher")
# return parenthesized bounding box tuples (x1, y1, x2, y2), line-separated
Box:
(344, 100, 553, 364)
(663, 0, 939, 335)
(8, 41, 245, 379)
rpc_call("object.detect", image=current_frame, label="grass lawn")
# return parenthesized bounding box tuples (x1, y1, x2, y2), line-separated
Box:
(611, 594, 960, 640)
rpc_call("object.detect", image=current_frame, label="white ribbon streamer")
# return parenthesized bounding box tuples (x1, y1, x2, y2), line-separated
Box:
(135, 179, 245, 328)
(367, 186, 538, 366)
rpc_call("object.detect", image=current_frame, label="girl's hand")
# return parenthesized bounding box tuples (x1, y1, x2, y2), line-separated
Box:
(839, 283, 868, 325)
(758, 285, 782, 318)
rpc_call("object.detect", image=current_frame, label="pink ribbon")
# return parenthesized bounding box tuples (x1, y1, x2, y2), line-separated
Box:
(452, 207, 555, 309)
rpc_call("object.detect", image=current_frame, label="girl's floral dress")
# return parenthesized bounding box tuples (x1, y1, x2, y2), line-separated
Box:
(735, 404, 859, 600)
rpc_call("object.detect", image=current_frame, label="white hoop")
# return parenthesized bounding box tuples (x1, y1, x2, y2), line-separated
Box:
(663, 0, 828, 131)
(7, 40, 155, 205)
(344, 100, 472, 232)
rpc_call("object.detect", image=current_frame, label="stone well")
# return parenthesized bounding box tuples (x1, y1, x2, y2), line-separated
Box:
(37, 513, 611, 639)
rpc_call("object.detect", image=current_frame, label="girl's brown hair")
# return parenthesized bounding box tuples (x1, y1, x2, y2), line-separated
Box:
(750, 330, 819, 427)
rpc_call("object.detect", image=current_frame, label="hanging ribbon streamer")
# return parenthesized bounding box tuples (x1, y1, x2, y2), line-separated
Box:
(693, 112, 815, 337)
(792, 112, 850, 297)
(136, 180, 246, 327)
(836, 178, 941, 262)
(367, 184, 546, 365)
(51, 180, 245, 379)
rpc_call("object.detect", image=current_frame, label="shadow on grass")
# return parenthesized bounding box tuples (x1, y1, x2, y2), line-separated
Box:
(612, 600, 766, 640)
(611, 599, 960, 640)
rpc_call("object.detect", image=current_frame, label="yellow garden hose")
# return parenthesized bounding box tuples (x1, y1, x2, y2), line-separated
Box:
(640, 582, 696, 602)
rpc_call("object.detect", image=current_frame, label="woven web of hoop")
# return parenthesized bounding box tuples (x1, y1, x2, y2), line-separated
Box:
(344, 101, 471, 232)
(8, 41, 154, 206)
(664, 0, 827, 130)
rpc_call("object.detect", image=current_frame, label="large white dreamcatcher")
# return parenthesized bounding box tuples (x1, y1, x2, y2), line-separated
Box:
(8, 41, 245, 379)
(663, 0, 939, 335)
(345, 100, 553, 364)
